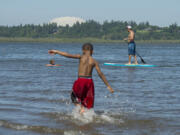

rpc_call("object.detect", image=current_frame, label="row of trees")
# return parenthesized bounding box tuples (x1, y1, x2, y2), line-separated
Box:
(0, 20, 180, 40)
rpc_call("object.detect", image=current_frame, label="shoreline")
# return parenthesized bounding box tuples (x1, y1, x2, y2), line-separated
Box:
(0, 37, 180, 44)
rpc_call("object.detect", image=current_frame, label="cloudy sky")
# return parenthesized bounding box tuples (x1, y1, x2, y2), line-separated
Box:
(0, 0, 180, 26)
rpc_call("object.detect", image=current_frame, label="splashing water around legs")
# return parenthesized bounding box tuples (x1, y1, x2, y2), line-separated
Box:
(71, 105, 96, 124)
(71, 105, 118, 125)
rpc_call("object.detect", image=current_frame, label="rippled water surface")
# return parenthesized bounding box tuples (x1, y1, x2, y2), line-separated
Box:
(0, 43, 180, 135)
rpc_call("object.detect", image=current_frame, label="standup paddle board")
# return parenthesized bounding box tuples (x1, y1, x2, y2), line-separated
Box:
(104, 63, 157, 67)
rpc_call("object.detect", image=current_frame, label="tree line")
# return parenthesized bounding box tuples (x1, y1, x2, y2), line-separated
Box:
(0, 20, 180, 40)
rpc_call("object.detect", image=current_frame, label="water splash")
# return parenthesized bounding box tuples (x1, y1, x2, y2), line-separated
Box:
(64, 130, 85, 135)
(71, 106, 121, 125)
(100, 114, 115, 123)
(71, 106, 96, 124)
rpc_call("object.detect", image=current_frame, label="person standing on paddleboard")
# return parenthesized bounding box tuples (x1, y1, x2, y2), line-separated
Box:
(124, 26, 138, 65)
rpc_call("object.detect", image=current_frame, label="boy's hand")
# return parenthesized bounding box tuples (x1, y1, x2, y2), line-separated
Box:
(107, 86, 114, 93)
(48, 50, 57, 55)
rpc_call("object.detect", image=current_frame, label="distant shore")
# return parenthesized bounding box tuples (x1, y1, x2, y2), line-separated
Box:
(0, 37, 180, 44)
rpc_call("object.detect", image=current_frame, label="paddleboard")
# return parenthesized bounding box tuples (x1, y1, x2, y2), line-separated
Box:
(104, 63, 157, 67)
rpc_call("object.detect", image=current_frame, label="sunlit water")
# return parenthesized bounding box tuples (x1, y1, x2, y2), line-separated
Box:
(0, 43, 180, 135)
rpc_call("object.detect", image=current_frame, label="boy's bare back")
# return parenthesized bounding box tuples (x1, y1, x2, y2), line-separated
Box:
(78, 55, 95, 77)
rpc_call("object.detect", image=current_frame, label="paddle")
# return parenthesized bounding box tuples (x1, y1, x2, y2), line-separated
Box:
(136, 51, 146, 64)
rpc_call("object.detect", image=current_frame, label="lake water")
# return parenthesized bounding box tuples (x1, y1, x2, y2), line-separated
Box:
(0, 43, 180, 135)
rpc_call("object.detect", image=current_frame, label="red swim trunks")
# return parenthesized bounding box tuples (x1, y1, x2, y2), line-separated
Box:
(72, 78, 94, 109)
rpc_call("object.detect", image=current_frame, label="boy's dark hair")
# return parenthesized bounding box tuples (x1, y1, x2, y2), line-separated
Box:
(82, 43, 93, 51)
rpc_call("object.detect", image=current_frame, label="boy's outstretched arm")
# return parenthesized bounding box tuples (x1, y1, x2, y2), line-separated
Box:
(95, 61, 114, 93)
(48, 50, 81, 59)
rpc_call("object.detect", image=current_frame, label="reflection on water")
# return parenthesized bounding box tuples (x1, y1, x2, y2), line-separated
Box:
(0, 43, 180, 135)
(127, 68, 137, 83)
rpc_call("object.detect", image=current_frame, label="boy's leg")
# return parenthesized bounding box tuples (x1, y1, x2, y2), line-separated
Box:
(80, 105, 85, 114)
(74, 103, 81, 107)
(71, 91, 80, 104)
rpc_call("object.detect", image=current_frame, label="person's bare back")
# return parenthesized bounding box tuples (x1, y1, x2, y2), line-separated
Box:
(78, 55, 95, 77)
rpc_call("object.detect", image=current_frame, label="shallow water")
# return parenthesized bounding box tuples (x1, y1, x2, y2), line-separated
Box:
(0, 43, 180, 135)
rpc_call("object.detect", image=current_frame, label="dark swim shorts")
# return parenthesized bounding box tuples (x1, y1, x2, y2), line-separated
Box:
(128, 42, 136, 55)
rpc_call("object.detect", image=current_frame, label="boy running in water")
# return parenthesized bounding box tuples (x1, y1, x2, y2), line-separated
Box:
(48, 43, 114, 114)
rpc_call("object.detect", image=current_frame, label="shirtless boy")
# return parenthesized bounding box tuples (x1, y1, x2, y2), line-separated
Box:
(124, 26, 138, 64)
(48, 43, 114, 113)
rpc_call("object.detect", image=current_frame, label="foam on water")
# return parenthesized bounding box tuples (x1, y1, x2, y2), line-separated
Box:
(0, 120, 29, 130)
(71, 106, 120, 125)
(100, 114, 115, 123)
(64, 130, 85, 135)
(71, 106, 96, 124)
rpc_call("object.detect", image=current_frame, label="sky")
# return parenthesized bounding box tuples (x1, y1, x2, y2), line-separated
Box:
(0, 0, 180, 26)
